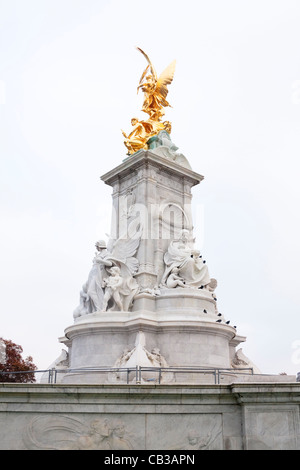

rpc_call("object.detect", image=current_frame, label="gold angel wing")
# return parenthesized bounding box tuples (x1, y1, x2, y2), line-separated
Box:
(155, 60, 176, 99)
(136, 47, 157, 81)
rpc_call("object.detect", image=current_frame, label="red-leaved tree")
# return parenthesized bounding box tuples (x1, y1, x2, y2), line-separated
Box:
(0, 338, 37, 383)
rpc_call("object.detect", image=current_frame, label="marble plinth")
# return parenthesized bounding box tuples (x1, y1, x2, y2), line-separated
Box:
(61, 297, 239, 384)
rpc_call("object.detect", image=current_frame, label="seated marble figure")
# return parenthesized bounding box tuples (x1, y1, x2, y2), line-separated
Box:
(161, 229, 211, 289)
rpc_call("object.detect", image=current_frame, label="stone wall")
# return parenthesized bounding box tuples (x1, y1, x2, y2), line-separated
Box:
(0, 382, 299, 450)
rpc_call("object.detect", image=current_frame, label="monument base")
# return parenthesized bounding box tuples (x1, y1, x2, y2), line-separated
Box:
(0, 383, 299, 450)
(60, 296, 242, 384)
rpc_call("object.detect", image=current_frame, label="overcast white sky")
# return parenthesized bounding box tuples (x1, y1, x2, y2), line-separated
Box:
(1, 0, 300, 376)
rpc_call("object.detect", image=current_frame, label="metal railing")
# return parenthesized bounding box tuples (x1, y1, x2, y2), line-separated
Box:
(0, 365, 254, 385)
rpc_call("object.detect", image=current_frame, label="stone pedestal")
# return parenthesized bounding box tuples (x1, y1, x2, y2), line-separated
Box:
(61, 308, 237, 384)
(60, 148, 256, 384)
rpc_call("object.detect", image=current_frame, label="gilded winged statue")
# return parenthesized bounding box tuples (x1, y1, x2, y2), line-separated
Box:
(136, 47, 176, 121)
(122, 48, 176, 155)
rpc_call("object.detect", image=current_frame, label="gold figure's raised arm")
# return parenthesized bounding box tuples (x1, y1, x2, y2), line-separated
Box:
(136, 47, 157, 83)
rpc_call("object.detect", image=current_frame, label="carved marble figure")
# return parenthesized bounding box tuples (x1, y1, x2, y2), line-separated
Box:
(73, 222, 141, 315)
(101, 266, 125, 312)
(24, 415, 135, 450)
(109, 332, 173, 384)
(73, 283, 89, 318)
(73, 240, 113, 317)
(173, 419, 223, 450)
(146, 347, 174, 383)
(102, 229, 141, 311)
(161, 229, 211, 289)
(181, 429, 214, 450)
(231, 348, 261, 374)
(166, 267, 187, 288)
(72, 419, 111, 450)
(109, 419, 133, 450)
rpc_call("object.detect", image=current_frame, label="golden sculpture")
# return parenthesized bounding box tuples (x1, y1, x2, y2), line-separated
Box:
(122, 48, 176, 155)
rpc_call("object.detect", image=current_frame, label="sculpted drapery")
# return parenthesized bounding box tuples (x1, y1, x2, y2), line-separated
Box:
(161, 229, 211, 289)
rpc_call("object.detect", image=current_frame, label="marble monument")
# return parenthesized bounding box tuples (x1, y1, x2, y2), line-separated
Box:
(1, 48, 299, 452)
(56, 48, 262, 385)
